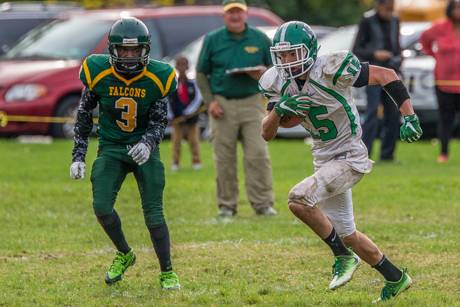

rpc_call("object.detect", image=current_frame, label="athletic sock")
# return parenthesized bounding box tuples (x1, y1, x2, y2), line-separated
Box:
(373, 255, 403, 282)
(323, 228, 351, 257)
(148, 223, 173, 272)
(97, 210, 131, 254)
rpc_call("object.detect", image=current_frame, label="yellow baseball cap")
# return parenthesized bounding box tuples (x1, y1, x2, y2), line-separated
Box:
(222, 0, 247, 12)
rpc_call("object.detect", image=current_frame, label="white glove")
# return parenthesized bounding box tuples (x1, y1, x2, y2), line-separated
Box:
(70, 162, 86, 179)
(128, 142, 151, 165)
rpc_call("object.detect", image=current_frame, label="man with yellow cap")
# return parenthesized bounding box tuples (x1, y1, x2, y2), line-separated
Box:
(196, 0, 276, 218)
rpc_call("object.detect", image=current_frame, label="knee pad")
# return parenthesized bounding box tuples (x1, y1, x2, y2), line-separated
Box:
(97, 210, 120, 227)
(320, 191, 356, 238)
(148, 223, 169, 240)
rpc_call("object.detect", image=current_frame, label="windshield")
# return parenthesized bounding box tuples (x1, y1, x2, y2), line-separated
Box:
(4, 18, 112, 60)
(318, 22, 431, 56)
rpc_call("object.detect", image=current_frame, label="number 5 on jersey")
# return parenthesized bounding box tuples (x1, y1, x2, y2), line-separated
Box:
(115, 97, 137, 132)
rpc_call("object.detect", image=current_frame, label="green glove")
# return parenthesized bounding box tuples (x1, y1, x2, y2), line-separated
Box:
(400, 114, 423, 143)
(274, 95, 313, 117)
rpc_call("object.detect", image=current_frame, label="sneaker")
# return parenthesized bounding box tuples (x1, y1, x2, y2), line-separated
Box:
(171, 164, 180, 172)
(437, 154, 448, 164)
(256, 207, 278, 216)
(373, 269, 412, 303)
(105, 249, 136, 284)
(328, 250, 361, 290)
(159, 271, 180, 290)
(218, 207, 235, 218)
(192, 162, 202, 170)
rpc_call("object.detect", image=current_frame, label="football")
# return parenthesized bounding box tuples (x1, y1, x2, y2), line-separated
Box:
(280, 116, 303, 128)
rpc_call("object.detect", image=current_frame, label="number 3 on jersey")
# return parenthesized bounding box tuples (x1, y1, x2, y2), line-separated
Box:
(115, 97, 137, 132)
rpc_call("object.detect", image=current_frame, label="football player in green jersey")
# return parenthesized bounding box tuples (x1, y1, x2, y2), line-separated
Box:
(70, 17, 180, 290)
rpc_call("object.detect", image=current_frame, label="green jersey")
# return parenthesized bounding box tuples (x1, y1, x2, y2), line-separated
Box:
(79, 54, 177, 145)
(197, 25, 272, 99)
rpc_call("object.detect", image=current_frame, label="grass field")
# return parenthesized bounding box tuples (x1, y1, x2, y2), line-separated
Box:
(1, 138, 459, 306)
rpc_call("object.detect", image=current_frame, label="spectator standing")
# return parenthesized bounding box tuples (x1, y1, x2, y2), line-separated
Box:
(196, 0, 276, 217)
(168, 56, 202, 171)
(420, 0, 460, 163)
(352, 0, 402, 162)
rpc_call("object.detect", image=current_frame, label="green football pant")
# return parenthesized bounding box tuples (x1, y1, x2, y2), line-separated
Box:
(90, 144, 166, 227)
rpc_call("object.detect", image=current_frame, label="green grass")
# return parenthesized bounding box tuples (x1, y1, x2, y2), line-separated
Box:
(0, 138, 459, 306)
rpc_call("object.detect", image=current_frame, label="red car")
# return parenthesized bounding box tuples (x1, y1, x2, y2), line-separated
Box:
(0, 6, 282, 137)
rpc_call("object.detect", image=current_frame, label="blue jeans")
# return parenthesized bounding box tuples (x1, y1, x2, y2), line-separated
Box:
(361, 85, 400, 160)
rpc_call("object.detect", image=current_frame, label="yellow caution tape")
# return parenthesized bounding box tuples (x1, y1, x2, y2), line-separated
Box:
(0, 106, 208, 128)
(436, 80, 460, 86)
(0, 111, 7, 127)
(0, 111, 99, 127)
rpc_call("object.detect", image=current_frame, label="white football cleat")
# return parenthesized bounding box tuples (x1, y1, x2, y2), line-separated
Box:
(329, 251, 361, 290)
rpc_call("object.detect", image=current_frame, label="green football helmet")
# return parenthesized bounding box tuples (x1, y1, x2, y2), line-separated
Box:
(271, 21, 318, 79)
(108, 17, 151, 74)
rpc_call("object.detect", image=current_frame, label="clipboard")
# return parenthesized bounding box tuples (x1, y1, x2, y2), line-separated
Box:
(225, 66, 263, 75)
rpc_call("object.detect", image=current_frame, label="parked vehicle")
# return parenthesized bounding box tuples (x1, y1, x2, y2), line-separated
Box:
(0, 6, 282, 137)
(0, 1, 82, 55)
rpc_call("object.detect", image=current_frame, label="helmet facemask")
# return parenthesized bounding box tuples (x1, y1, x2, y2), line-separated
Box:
(109, 40, 150, 75)
(270, 42, 314, 80)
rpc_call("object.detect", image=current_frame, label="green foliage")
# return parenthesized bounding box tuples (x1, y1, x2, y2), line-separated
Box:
(254, 0, 374, 26)
(6, 0, 374, 25)
(1, 139, 459, 305)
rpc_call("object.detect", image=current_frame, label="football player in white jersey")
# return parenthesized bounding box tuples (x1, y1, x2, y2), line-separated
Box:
(260, 21, 422, 303)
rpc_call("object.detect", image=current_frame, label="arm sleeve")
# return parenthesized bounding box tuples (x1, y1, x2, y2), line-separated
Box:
(196, 72, 214, 106)
(419, 25, 437, 57)
(352, 62, 369, 88)
(183, 81, 203, 115)
(139, 97, 169, 150)
(352, 18, 374, 62)
(72, 87, 98, 162)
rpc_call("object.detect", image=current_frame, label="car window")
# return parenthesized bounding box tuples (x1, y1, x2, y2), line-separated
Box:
(4, 18, 112, 60)
(142, 19, 166, 60)
(247, 15, 275, 27)
(318, 23, 430, 57)
(318, 26, 357, 56)
(0, 18, 52, 53)
(154, 15, 223, 56)
(154, 15, 277, 57)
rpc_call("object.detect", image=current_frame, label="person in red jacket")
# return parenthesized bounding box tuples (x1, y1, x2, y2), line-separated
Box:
(420, 0, 460, 163)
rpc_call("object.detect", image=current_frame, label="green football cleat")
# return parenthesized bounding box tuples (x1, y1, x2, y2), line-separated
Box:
(159, 271, 180, 290)
(328, 250, 361, 290)
(373, 269, 412, 303)
(104, 249, 136, 284)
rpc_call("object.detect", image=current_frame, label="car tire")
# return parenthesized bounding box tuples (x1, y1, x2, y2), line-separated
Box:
(50, 95, 80, 138)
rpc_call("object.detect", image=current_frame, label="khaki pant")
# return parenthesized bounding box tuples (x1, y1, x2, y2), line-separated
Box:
(171, 123, 201, 165)
(210, 93, 274, 213)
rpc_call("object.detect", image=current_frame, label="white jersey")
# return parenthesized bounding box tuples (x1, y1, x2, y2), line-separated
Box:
(259, 50, 372, 173)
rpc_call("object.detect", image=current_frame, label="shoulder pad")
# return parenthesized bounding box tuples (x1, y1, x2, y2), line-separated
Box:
(145, 60, 177, 97)
(79, 54, 111, 90)
(319, 51, 361, 87)
(259, 67, 279, 92)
